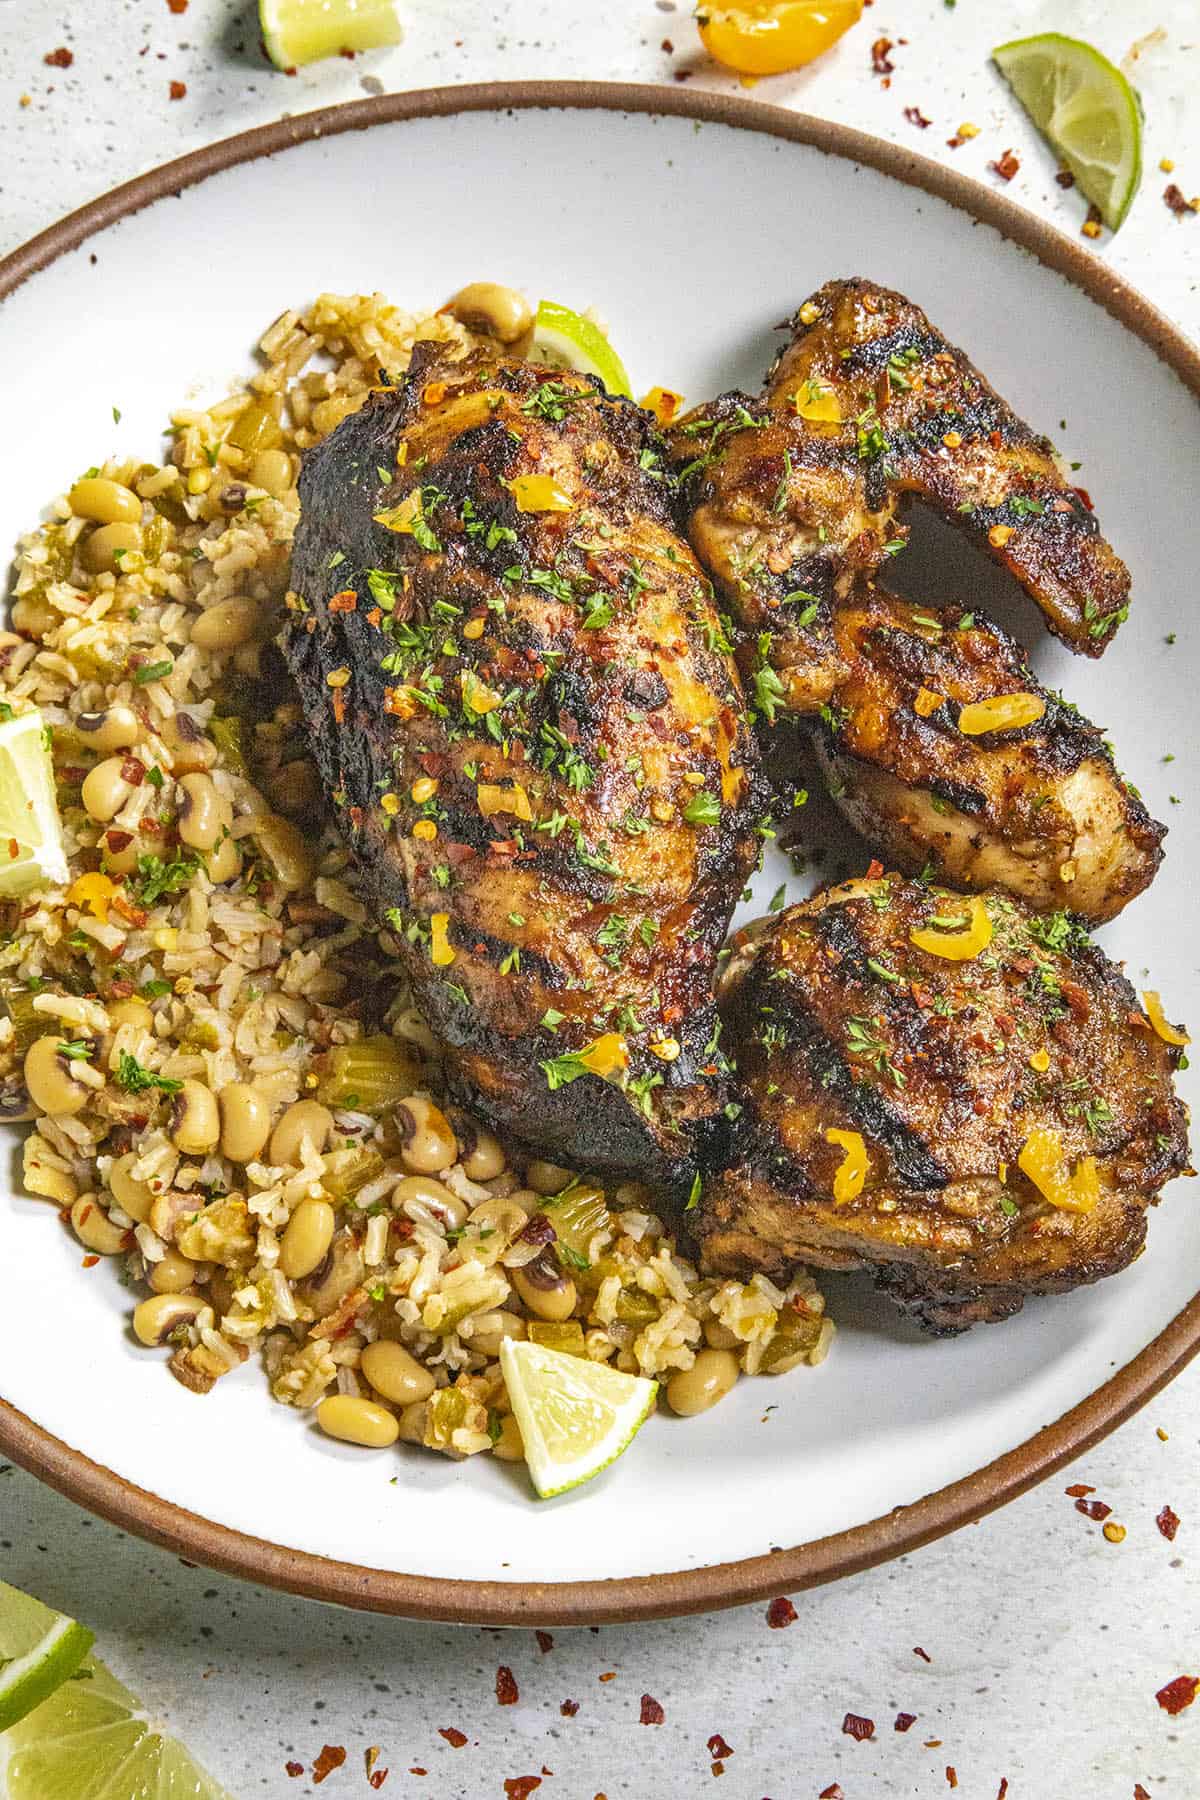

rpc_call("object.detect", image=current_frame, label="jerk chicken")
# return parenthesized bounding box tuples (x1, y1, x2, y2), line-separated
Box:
(285, 344, 762, 1188)
(700, 876, 1190, 1332)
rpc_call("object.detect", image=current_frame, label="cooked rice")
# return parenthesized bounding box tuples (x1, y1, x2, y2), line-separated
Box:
(2, 293, 833, 1466)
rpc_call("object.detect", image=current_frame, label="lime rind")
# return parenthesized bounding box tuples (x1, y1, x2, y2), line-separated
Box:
(0, 1617, 95, 1734)
(500, 1337, 658, 1499)
(993, 32, 1142, 231)
(531, 301, 632, 397)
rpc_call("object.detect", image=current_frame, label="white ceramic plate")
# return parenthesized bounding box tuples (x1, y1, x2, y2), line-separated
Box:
(1, 86, 1198, 1623)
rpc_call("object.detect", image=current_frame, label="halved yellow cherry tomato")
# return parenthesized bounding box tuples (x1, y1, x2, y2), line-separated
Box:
(697, 0, 864, 76)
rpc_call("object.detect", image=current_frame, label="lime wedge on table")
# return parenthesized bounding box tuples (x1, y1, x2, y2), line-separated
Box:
(0, 710, 68, 896)
(500, 1337, 658, 1499)
(530, 300, 632, 397)
(0, 1581, 94, 1733)
(1, 1583, 232, 1800)
(993, 33, 1142, 231)
(260, 0, 401, 69)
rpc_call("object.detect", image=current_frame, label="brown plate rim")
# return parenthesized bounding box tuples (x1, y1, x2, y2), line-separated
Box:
(1, 80, 1198, 1627)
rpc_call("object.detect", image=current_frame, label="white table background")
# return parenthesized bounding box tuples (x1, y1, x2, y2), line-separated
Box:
(1, 3, 1198, 1795)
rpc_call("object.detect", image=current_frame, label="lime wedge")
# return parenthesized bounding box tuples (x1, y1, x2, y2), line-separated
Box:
(993, 33, 1142, 231)
(1, 1583, 233, 1800)
(0, 1583, 94, 1734)
(499, 1337, 658, 1499)
(260, 0, 401, 70)
(531, 301, 632, 397)
(0, 710, 68, 896)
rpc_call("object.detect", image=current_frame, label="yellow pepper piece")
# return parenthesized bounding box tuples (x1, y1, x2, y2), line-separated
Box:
(395, 439, 409, 467)
(1142, 989, 1191, 1048)
(957, 692, 1046, 736)
(429, 913, 455, 967)
(577, 1033, 629, 1078)
(791, 377, 842, 424)
(826, 1127, 869, 1205)
(67, 871, 116, 923)
(373, 489, 423, 535)
(1017, 1126, 1100, 1214)
(1028, 1047, 1051, 1072)
(461, 669, 504, 714)
(909, 895, 993, 960)
(412, 819, 437, 842)
(508, 474, 573, 514)
(698, 0, 864, 76)
(476, 782, 533, 823)
(639, 386, 685, 427)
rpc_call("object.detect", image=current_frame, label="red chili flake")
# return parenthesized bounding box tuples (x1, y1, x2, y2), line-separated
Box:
(640, 1694, 665, 1725)
(1065, 1483, 1095, 1497)
(1164, 184, 1196, 217)
(367, 1774, 388, 1792)
(997, 1782, 1009, 1800)
(1055, 168, 1076, 188)
(707, 1734, 734, 1759)
(328, 588, 358, 613)
(438, 1727, 468, 1748)
(904, 106, 931, 129)
(1157, 1505, 1180, 1541)
(120, 757, 146, 786)
(81, 1254, 100, 1268)
(895, 1712, 917, 1732)
(285, 1763, 303, 1778)
(104, 829, 134, 853)
(44, 46, 73, 66)
(598, 1670, 617, 1682)
(503, 1780, 542, 1800)
(1076, 1498, 1112, 1521)
(496, 1665, 519, 1705)
(167, 0, 189, 10)
(661, 37, 674, 51)
(409, 1770, 426, 1778)
(311, 1745, 346, 1784)
(535, 1630, 554, 1653)
(169, 79, 187, 99)
(819, 1786, 845, 1799)
(766, 1596, 797, 1629)
(864, 858, 885, 880)
(870, 36, 894, 73)
(842, 1712, 875, 1741)
(560, 1699, 579, 1717)
(990, 149, 1020, 181)
(1135, 1787, 1151, 1800)
(947, 1771, 958, 1791)
(1155, 1674, 1199, 1715)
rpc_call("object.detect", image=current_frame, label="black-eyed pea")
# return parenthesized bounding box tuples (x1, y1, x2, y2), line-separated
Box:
(443, 282, 533, 345)
(449, 1109, 507, 1182)
(206, 832, 241, 884)
(177, 772, 224, 852)
(189, 595, 261, 651)
(77, 704, 140, 755)
(107, 1151, 155, 1223)
(81, 522, 143, 575)
(665, 1348, 739, 1417)
(391, 1174, 468, 1232)
(218, 1082, 271, 1163)
(148, 1248, 197, 1295)
(526, 1159, 574, 1196)
(360, 1340, 436, 1407)
(397, 1399, 429, 1445)
(268, 1098, 333, 1166)
(491, 1412, 525, 1461)
(24, 1036, 90, 1116)
(394, 1095, 457, 1174)
(248, 448, 294, 498)
(69, 476, 141, 525)
(12, 594, 58, 638)
(169, 1080, 220, 1155)
(511, 1250, 577, 1322)
(467, 1310, 526, 1358)
(317, 1394, 400, 1448)
(279, 1197, 336, 1281)
(158, 710, 216, 774)
(108, 997, 154, 1033)
(132, 1292, 205, 1345)
(81, 756, 134, 823)
(71, 1195, 130, 1256)
(251, 814, 314, 890)
(702, 1317, 740, 1352)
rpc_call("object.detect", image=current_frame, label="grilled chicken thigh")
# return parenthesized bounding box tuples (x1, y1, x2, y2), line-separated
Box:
(285, 344, 763, 1186)
(671, 276, 1131, 668)
(806, 588, 1163, 921)
(700, 875, 1189, 1331)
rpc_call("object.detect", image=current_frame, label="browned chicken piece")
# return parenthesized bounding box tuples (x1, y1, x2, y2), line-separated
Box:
(806, 587, 1164, 922)
(284, 344, 763, 1188)
(670, 276, 1131, 687)
(698, 876, 1190, 1332)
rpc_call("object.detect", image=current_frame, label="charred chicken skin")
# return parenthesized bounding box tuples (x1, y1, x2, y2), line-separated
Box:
(285, 344, 763, 1187)
(700, 876, 1190, 1331)
(807, 588, 1163, 922)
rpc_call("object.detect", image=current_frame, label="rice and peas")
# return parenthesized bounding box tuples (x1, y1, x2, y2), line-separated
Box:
(3, 291, 832, 1471)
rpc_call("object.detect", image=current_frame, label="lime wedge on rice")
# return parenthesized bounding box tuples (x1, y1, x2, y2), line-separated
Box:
(0, 1582, 233, 1800)
(0, 710, 68, 896)
(530, 300, 633, 397)
(0, 1581, 94, 1734)
(260, 0, 401, 69)
(500, 1337, 658, 1499)
(993, 33, 1142, 231)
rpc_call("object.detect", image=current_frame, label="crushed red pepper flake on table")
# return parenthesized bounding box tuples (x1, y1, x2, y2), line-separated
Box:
(707, 1734, 734, 1759)
(284, 1763, 303, 1779)
(895, 1712, 917, 1732)
(1104, 1521, 1127, 1544)
(535, 1630, 554, 1653)
(311, 1745, 346, 1784)
(1164, 184, 1198, 216)
(503, 1779, 542, 1800)
(367, 1774, 388, 1793)
(1076, 1497, 1111, 1520)
(166, 0, 188, 11)
(1155, 1674, 1199, 1714)
(1157, 1504, 1180, 1540)
(1135, 1785, 1152, 1799)
(496, 1666, 519, 1705)
(903, 105, 931, 129)
(946, 1769, 958, 1790)
(913, 1646, 932, 1662)
(168, 79, 186, 99)
(560, 1700, 580, 1717)
(438, 1728, 468, 1748)
(1065, 1483, 1095, 1497)
(43, 46, 73, 66)
(408, 1769, 426, 1778)
(767, 1596, 797, 1628)
(870, 36, 894, 73)
(598, 1670, 617, 1682)
(990, 148, 1020, 181)
(640, 1694, 665, 1725)
(819, 1785, 845, 1799)
(1056, 168, 1076, 188)
(842, 1712, 875, 1741)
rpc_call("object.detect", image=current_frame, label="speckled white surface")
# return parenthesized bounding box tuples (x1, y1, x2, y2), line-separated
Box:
(1, 3, 1199, 1796)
